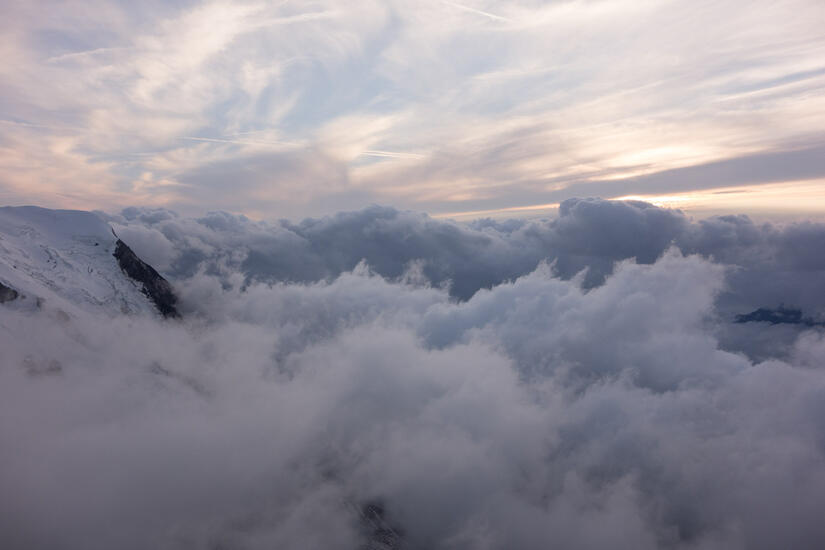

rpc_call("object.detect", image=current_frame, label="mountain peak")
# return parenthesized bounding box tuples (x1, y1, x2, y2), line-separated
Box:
(0, 206, 178, 318)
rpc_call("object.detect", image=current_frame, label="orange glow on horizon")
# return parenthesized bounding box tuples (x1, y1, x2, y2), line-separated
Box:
(610, 179, 825, 218)
(430, 179, 825, 222)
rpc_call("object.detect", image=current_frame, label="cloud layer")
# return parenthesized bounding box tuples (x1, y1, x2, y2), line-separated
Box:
(106, 197, 825, 314)
(2, 199, 825, 549)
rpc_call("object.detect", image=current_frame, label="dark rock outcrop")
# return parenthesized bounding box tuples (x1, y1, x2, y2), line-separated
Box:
(0, 281, 19, 303)
(359, 502, 404, 550)
(735, 306, 824, 327)
(113, 239, 180, 319)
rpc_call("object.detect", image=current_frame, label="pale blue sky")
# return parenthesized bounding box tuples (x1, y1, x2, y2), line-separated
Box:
(1, 0, 824, 219)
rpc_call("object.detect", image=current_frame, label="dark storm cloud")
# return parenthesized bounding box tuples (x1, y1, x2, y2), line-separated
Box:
(3, 199, 825, 549)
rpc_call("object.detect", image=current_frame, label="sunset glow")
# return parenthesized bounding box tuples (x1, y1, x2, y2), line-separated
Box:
(1, 1, 823, 219)
(614, 179, 825, 219)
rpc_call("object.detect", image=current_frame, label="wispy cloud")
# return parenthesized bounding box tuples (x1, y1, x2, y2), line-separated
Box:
(1, 0, 824, 217)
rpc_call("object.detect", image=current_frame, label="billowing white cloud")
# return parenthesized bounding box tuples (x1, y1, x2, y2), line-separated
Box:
(101, 198, 825, 317)
(2, 200, 825, 548)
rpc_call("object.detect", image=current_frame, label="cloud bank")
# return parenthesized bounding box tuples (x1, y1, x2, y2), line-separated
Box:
(2, 199, 825, 549)
(106, 197, 825, 313)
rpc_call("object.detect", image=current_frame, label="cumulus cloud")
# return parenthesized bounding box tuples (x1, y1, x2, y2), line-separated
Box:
(104, 197, 825, 313)
(2, 199, 825, 549)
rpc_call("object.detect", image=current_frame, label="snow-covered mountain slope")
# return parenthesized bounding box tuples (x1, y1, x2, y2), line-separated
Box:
(0, 206, 177, 318)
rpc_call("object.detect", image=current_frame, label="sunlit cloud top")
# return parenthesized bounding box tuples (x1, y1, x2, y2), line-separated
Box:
(1, 0, 824, 219)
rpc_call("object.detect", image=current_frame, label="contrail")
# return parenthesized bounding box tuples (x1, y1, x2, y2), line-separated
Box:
(46, 47, 123, 64)
(361, 150, 425, 160)
(433, 201, 560, 219)
(180, 136, 301, 148)
(440, 0, 512, 22)
(0, 119, 87, 132)
(1, 123, 419, 159)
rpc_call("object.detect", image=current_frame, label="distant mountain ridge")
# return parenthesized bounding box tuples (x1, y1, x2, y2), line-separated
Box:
(0, 206, 178, 318)
(735, 305, 825, 327)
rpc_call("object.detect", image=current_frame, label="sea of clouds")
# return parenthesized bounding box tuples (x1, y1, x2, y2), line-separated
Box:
(2, 198, 825, 549)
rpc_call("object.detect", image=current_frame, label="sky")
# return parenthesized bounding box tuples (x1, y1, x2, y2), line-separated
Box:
(1, 0, 825, 220)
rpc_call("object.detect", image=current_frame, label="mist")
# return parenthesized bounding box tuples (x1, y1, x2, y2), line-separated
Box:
(2, 199, 825, 549)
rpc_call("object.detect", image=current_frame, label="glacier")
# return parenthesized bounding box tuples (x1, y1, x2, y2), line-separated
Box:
(0, 206, 177, 318)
